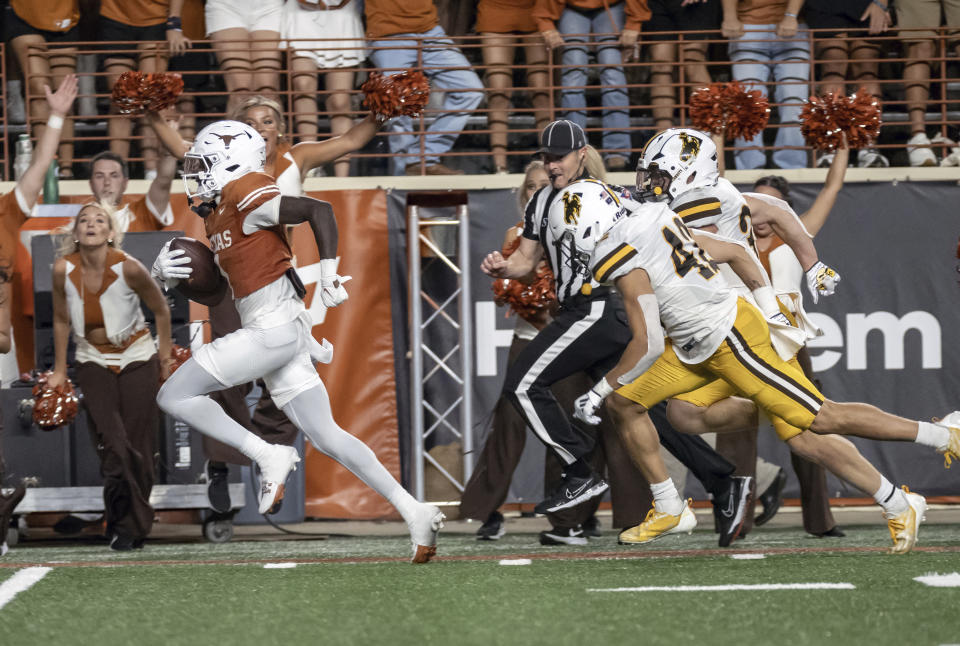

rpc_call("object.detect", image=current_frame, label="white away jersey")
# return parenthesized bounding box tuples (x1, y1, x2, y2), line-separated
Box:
(591, 201, 738, 364)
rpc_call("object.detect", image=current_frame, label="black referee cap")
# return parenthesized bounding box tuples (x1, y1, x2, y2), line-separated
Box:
(538, 119, 586, 156)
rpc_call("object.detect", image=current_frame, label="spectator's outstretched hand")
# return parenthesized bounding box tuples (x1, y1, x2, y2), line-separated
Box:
(776, 14, 798, 38)
(620, 29, 639, 63)
(45, 74, 78, 116)
(721, 17, 744, 38)
(542, 30, 564, 50)
(167, 28, 191, 56)
(860, 2, 891, 34)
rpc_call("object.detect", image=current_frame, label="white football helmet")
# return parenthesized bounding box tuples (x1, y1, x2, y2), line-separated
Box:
(182, 120, 266, 200)
(547, 179, 626, 264)
(636, 128, 718, 202)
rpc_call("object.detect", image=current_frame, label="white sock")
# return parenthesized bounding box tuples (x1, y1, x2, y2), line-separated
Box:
(650, 478, 684, 516)
(915, 421, 950, 450)
(874, 477, 908, 516)
(239, 434, 273, 464)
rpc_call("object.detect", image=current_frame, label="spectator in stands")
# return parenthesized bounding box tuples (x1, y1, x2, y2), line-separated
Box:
(365, 0, 484, 175)
(477, 0, 552, 174)
(99, 0, 191, 181)
(895, 0, 960, 166)
(48, 201, 172, 551)
(0, 77, 76, 556)
(722, 0, 809, 169)
(205, 0, 283, 111)
(805, 0, 890, 167)
(644, 0, 722, 132)
(534, 0, 650, 170)
(87, 148, 176, 233)
(283, 0, 367, 178)
(167, 0, 210, 143)
(4, 0, 80, 179)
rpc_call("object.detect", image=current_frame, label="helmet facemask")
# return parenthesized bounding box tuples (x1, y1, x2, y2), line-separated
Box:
(635, 162, 673, 202)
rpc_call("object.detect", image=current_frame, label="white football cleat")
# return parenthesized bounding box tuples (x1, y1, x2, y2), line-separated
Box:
(885, 487, 927, 555)
(257, 445, 301, 515)
(933, 411, 960, 468)
(408, 503, 445, 564)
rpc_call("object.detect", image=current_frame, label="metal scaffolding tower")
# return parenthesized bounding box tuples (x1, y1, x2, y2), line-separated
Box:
(406, 191, 473, 502)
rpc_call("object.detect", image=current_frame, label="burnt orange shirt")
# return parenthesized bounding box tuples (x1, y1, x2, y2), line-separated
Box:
(757, 234, 786, 276)
(737, 0, 789, 25)
(365, 0, 438, 39)
(11, 0, 79, 32)
(533, 0, 651, 32)
(101, 0, 169, 27)
(476, 0, 538, 33)
(204, 172, 290, 299)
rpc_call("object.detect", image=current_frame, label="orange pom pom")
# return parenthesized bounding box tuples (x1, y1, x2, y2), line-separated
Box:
(361, 70, 431, 119)
(32, 372, 80, 431)
(111, 71, 184, 116)
(490, 232, 556, 320)
(690, 82, 769, 141)
(800, 88, 881, 152)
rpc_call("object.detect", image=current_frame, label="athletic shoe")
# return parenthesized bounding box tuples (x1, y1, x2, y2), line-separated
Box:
(933, 411, 960, 468)
(581, 514, 602, 538)
(534, 472, 609, 515)
(907, 132, 937, 167)
(539, 526, 588, 546)
(408, 503, 445, 564)
(885, 487, 927, 554)
(618, 500, 697, 545)
(812, 526, 846, 538)
(713, 475, 754, 547)
(815, 152, 835, 168)
(476, 511, 505, 541)
(932, 133, 960, 167)
(857, 148, 889, 168)
(755, 468, 787, 526)
(110, 534, 136, 551)
(257, 445, 300, 515)
(205, 460, 231, 514)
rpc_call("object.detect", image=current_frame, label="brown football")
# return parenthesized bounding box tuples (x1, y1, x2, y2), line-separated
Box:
(169, 237, 227, 306)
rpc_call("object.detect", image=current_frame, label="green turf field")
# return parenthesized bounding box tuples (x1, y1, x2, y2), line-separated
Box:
(2, 523, 959, 646)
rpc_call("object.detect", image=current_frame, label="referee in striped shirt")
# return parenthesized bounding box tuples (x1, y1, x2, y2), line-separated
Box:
(482, 120, 750, 537)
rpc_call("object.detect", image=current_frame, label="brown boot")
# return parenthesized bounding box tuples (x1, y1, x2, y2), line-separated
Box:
(0, 485, 26, 554)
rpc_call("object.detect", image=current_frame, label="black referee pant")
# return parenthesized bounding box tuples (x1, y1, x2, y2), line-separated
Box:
(502, 289, 735, 496)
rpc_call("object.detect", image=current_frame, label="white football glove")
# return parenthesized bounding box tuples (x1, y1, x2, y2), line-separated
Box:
(151, 239, 192, 290)
(573, 390, 604, 426)
(573, 378, 614, 426)
(319, 258, 351, 308)
(804, 261, 841, 304)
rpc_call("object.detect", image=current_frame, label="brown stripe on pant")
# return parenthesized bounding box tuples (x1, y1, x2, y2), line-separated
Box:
(76, 355, 161, 542)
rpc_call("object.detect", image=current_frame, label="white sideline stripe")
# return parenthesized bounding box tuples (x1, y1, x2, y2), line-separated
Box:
(0, 567, 52, 610)
(499, 559, 532, 566)
(731, 553, 766, 560)
(263, 563, 297, 569)
(588, 583, 855, 592)
(914, 572, 960, 587)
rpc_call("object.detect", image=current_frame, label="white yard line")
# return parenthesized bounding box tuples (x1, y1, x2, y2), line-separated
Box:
(588, 583, 855, 592)
(0, 567, 52, 610)
(914, 572, 960, 587)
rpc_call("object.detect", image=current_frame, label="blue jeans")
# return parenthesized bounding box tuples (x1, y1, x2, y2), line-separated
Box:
(729, 24, 810, 169)
(370, 26, 484, 174)
(557, 4, 630, 162)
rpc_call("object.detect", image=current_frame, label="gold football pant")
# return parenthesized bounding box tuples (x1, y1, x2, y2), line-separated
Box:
(617, 299, 824, 437)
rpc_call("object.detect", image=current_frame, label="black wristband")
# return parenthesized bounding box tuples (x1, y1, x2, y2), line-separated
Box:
(165, 16, 182, 30)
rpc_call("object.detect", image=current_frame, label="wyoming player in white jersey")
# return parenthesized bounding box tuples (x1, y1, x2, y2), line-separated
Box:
(563, 188, 960, 554)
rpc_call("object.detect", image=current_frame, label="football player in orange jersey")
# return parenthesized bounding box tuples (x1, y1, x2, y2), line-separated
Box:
(152, 120, 444, 563)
